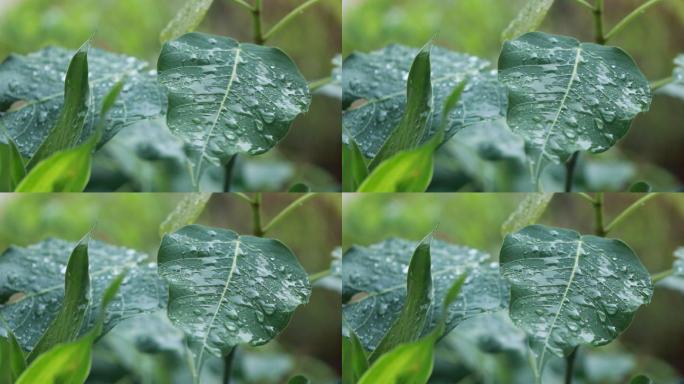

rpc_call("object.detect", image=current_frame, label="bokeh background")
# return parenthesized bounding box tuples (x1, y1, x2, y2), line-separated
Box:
(343, 0, 684, 191)
(0, 0, 342, 191)
(343, 193, 684, 383)
(0, 192, 341, 383)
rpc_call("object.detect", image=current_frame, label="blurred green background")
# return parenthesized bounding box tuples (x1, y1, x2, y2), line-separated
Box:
(0, 0, 342, 191)
(343, 193, 684, 382)
(0, 192, 341, 383)
(343, 0, 684, 190)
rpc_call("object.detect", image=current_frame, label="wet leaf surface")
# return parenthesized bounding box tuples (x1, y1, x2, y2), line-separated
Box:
(0, 47, 166, 159)
(342, 238, 509, 351)
(498, 32, 651, 177)
(158, 33, 311, 178)
(0, 238, 166, 353)
(500, 225, 653, 367)
(342, 44, 505, 158)
(157, 225, 311, 365)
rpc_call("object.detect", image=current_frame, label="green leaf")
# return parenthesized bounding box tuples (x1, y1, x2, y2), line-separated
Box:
(501, 193, 554, 236)
(370, 234, 433, 361)
(0, 238, 166, 354)
(629, 181, 652, 192)
(288, 183, 310, 192)
(369, 43, 433, 168)
(287, 375, 310, 384)
(157, 32, 311, 180)
(0, 133, 25, 192)
(342, 139, 368, 192)
(501, 0, 555, 42)
(0, 330, 26, 384)
(499, 225, 653, 369)
(357, 335, 435, 384)
(160, 0, 214, 43)
(498, 32, 652, 179)
(14, 273, 125, 384)
(157, 225, 311, 367)
(27, 236, 90, 361)
(0, 46, 166, 160)
(342, 238, 508, 351)
(14, 141, 94, 192)
(357, 143, 435, 192)
(630, 374, 654, 384)
(342, 331, 369, 384)
(28, 41, 89, 168)
(159, 193, 212, 237)
(342, 44, 505, 158)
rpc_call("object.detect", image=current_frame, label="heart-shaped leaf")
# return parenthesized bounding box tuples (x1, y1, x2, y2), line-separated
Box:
(0, 47, 166, 159)
(0, 238, 166, 353)
(342, 238, 509, 351)
(499, 225, 653, 368)
(498, 32, 651, 178)
(342, 44, 506, 158)
(157, 225, 311, 366)
(157, 33, 311, 179)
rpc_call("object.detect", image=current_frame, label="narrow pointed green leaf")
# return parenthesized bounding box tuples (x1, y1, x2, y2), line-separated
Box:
(159, 193, 212, 237)
(0, 132, 26, 192)
(157, 225, 311, 368)
(342, 139, 368, 192)
(357, 336, 434, 384)
(501, 0, 555, 42)
(28, 41, 90, 168)
(15, 142, 94, 192)
(27, 235, 90, 362)
(498, 32, 651, 178)
(501, 193, 554, 236)
(369, 43, 433, 168)
(370, 234, 433, 361)
(500, 225, 653, 369)
(342, 238, 508, 351)
(0, 330, 26, 384)
(158, 33, 311, 180)
(160, 0, 214, 43)
(357, 143, 435, 192)
(342, 331, 369, 384)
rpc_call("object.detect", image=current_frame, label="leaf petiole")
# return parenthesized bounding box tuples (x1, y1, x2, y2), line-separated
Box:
(309, 268, 331, 283)
(574, 0, 594, 11)
(262, 193, 316, 234)
(650, 76, 674, 91)
(604, 0, 666, 42)
(651, 268, 674, 283)
(309, 76, 333, 92)
(231, 0, 254, 12)
(263, 0, 324, 42)
(604, 194, 658, 234)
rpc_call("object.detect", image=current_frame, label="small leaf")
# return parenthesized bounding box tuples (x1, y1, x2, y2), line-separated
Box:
(500, 225, 653, 369)
(630, 374, 654, 384)
(370, 234, 433, 361)
(501, 0, 555, 42)
(157, 225, 311, 368)
(629, 181, 652, 192)
(160, 0, 214, 43)
(357, 333, 435, 384)
(288, 183, 310, 192)
(370, 42, 433, 168)
(501, 193, 554, 236)
(287, 375, 310, 384)
(343, 238, 508, 351)
(159, 193, 212, 237)
(498, 32, 652, 179)
(0, 133, 26, 192)
(342, 331, 369, 384)
(357, 144, 435, 192)
(158, 32, 311, 181)
(342, 139, 368, 192)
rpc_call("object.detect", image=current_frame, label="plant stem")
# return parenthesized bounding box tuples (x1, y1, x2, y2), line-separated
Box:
(594, 193, 606, 237)
(251, 193, 264, 237)
(223, 155, 237, 192)
(223, 348, 236, 384)
(564, 152, 580, 192)
(651, 268, 674, 283)
(263, 0, 323, 42)
(262, 193, 316, 234)
(578, 192, 596, 204)
(651, 76, 674, 91)
(234, 192, 253, 204)
(564, 347, 578, 384)
(593, 0, 605, 44)
(574, 0, 595, 11)
(604, 194, 658, 234)
(309, 268, 331, 283)
(309, 76, 333, 92)
(604, 0, 666, 42)
(231, 0, 254, 11)
(252, 0, 264, 45)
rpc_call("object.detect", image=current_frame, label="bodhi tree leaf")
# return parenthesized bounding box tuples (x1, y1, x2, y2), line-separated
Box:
(157, 225, 311, 367)
(0, 238, 166, 353)
(157, 32, 311, 179)
(499, 225, 653, 369)
(0, 46, 166, 159)
(501, 0, 555, 42)
(342, 44, 506, 158)
(342, 238, 509, 351)
(501, 193, 554, 236)
(498, 32, 652, 179)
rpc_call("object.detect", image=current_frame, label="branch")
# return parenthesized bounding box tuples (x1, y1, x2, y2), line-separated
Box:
(263, 0, 323, 41)
(262, 193, 316, 234)
(231, 0, 254, 11)
(604, 194, 658, 234)
(604, 0, 666, 42)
